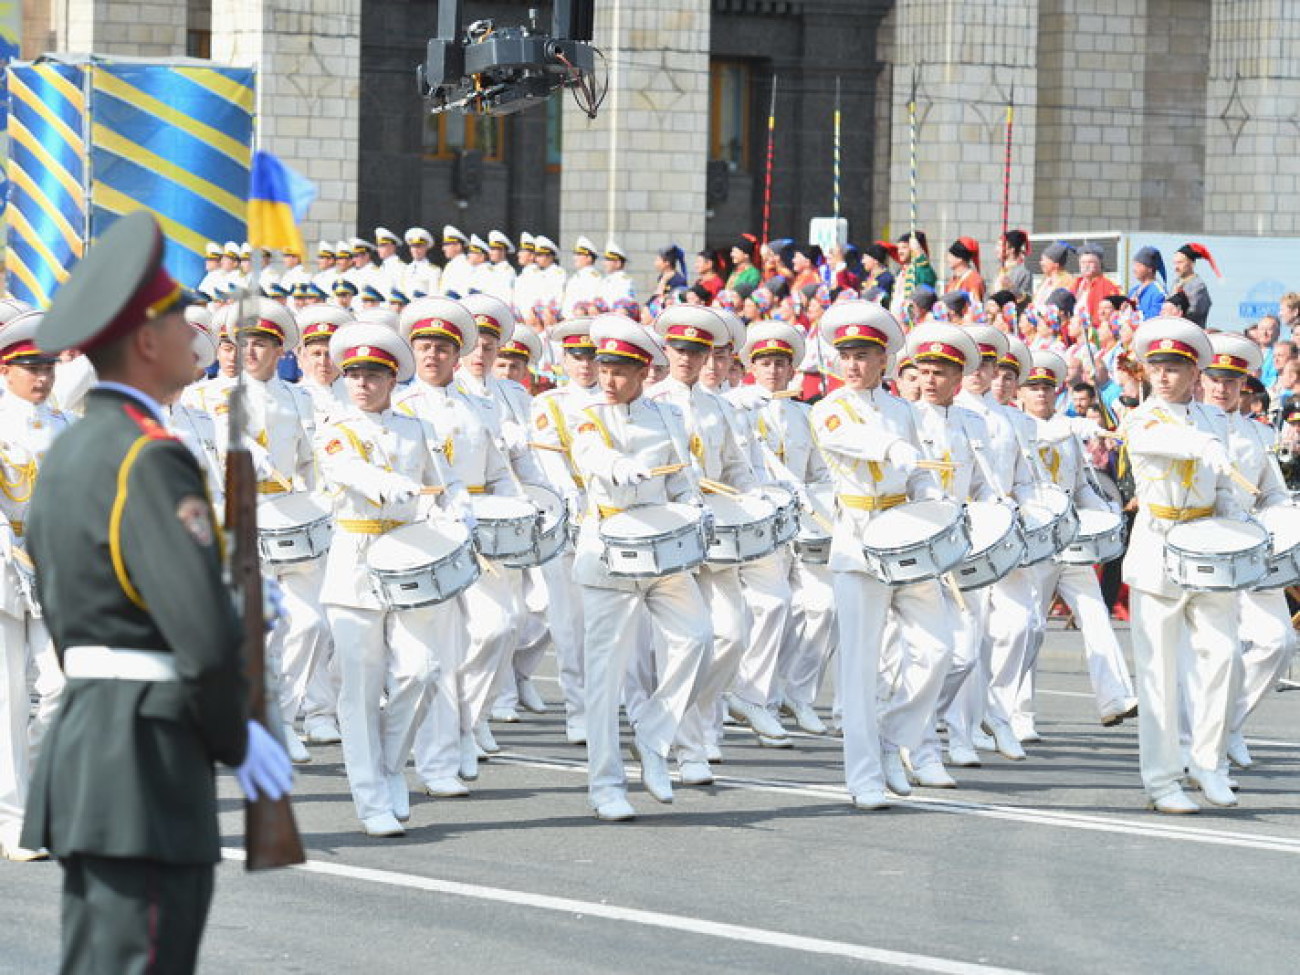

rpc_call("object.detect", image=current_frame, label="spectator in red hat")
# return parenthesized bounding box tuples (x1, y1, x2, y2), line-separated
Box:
(945, 237, 985, 302)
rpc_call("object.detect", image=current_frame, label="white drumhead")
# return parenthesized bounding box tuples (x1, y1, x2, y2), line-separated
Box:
(1075, 508, 1122, 535)
(471, 494, 537, 520)
(869, 499, 962, 545)
(705, 493, 777, 527)
(1021, 483, 1071, 517)
(601, 503, 700, 540)
(522, 483, 565, 527)
(966, 500, 1016, 549)
(1166, 516, 1268, 555)
(1257, 504, 1300, 552)
(761, 485, 796, 508)
(368, 521, 471, 572)
(259, 493, 330, 529)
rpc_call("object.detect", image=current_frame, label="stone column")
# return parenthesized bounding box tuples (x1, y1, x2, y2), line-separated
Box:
(211, 0, 361, 243)
(1204, 0, 1300, 235)
(559, 0, 710, 298)
(50, 0, 187, 56)
(887, 0, 1038, 262)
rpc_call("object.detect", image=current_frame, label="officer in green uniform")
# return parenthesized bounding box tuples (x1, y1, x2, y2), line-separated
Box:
(21, 211, 293, 974)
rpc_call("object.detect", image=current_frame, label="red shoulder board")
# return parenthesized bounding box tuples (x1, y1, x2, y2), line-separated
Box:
(123, 404, 178, 441)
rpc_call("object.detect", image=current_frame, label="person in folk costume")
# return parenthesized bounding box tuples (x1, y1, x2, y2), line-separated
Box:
(1129, 246, 1167, 321)
(945, 237, 985, 303)
(1172, 242, 1220, 328)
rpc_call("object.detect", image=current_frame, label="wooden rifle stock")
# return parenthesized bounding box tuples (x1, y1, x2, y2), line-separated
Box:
(226, 448, 306, 871)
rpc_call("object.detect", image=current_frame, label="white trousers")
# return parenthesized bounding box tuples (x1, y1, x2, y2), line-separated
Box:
(1233, 588, 1297, 733)
(326, 604, 443, 821)
(541, 552, 586, 727)
(1130, 588, 1238, 798)
(581, 574, 711, 808)
(268, 557, 333, 725)
(0, 611, 61, 835)
(1025, 562, 1134, 716)
(775, 556, 837, 708)
(911, 585, 988, 769)
(459, 567, 522, 729)
(875, 579, 954, 758)
(412, 600, 470, 785)
(730, 550, 792, 708)
(493, 566, 551, 711)
(675, 563, 744, 761)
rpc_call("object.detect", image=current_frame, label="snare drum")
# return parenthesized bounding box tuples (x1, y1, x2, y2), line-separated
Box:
(600, 503, 708, 578)
(705, 493, 781, 564)
(954, 500, 1026, 591)
(1252, 504, 1300, 589)
(760, 485, 801, 546)
(501, 484, 570, 569)
(1163, 517, 1269, 591)
(1057, 508, 1126, 565)
(367, 521, 481, 608)
(472, 494, 540, 559)
(258, 494, 332, 564)
(1018, 483, 1079, 566)
(793, 484, 835, 564)
(861, 499, 970, 585)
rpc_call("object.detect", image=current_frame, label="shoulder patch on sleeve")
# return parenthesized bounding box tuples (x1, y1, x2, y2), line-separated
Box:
(176, 496, 215, 547)
(577, 421, 597, 435)
(535, 412, 549, 431)
(824, 414, 841, 432)
(325, 439, 344, 455)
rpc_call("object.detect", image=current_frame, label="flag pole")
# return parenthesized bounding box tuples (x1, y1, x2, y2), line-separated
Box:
(761, 75, 778, 245)
(832, 77, 842, 221)
(1001, 85, 1015, 238)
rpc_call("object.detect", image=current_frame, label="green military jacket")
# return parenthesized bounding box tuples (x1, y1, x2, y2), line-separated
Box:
(22, 386, 247, 864)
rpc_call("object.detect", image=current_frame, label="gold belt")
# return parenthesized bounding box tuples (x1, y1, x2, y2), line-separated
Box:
(257, 481, 289, 495)
(1145, 503, 1214, 523)
(838, 493, 907, 512)
(467, 485, 487, 494)
(337, 518, 407, 535)
(597, 505, 625, 519)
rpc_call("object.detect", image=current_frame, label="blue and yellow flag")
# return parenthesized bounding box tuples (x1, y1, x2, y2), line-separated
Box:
(248, 150, 315, 256)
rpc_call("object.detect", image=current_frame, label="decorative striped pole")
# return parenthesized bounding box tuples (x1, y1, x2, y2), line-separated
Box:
(832, 77, 842, 220)
(1001, 85, 1015, 237)
(762, 76, 778, 244)
(908, 63, 918, 236)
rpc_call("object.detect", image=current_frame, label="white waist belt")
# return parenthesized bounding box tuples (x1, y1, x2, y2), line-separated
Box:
(64, 646, 180, 683)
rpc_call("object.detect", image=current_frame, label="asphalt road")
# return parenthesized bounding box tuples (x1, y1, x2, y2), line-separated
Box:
(4, 624, 1299, 974)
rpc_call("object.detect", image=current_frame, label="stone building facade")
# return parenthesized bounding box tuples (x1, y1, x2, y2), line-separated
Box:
(12, 0, 1300, 294)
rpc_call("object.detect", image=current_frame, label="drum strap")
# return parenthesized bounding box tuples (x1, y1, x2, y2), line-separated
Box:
(258, 481, 290, 494)
(839, 493, 906, 512)
(579, 407, 614, 448)
(597, 505, 624, 519)
(832, 400, 885, 483)
(1038, 446, 1061, 482)
(1145, 503, 1214, 522)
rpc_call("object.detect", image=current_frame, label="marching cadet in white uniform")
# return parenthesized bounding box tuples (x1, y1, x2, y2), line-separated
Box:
(456, 294, 554, 729)
(901, 324, 1001, 788)
(600, 241, 636, 311)
(295, 305, 353, 421)
(529, 237, 567, 326)
(1017, 349, 1137, 732)
(393, 298, 524, 789)
(570, 314, 713, 821)
(562, 237, 603, 318)
(648, 306, 789, 778)
(731, 321, 836, 734)
(402, 227, 441, 297)
(180, 306, 238, 416)
(811, 306, 954, 803)
(465, 235, 492, 295)
(197, 241, 228, 297)
(0, 313, 70, 860)
(1199, 333, 1294, 770)
(278, 243, 313, 294)
(344, 239, 381, 293)
(439, 226, 475, 299)
(943, 326, 1038, 766)
(373, 227, 405, 295)
(317, 322, 469, 836)
(483, 230, 518, 304)
(215, 300, 331, 760)
(530, 318, 601, 743)
(1121, 317, 1244, 813)
(312, 240, 341, 294)
(165, 323, 225, 513)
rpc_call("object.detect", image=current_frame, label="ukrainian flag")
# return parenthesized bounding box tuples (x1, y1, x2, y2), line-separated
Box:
(248, 150, 315, 257)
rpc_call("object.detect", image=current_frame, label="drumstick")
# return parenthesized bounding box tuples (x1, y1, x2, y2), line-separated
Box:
(917, 459, 956, 472)
(944, 573, 968, 613)
(475, 551, 500, 578)
(699, 478, 742, 496)
(1228, 468, 1261, 496)
(773, 389, 802, 399)
(419, 486, 445, 496)
(809, 509, 835, 534)
(270, 469, 294, 491)
(649, 462, 688, 477)
(527, 441, 568, 453)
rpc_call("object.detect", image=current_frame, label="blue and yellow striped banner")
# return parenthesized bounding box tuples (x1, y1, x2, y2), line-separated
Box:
(90, 62, 254, 289)
(6, 62, 88, 306)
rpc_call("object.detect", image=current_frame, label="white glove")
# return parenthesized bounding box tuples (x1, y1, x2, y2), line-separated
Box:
(380, 472, 421, 505)
(730, 385, 772, 411)
(262, 576, 284, 633)
(886, 439, 920, 474)
(235, 720, 294, 802)
(500, 424, 527, 455)
(612, 458, 652, 486)
(458, 505, 479, 533)
(1202, 439, 1233, 477)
